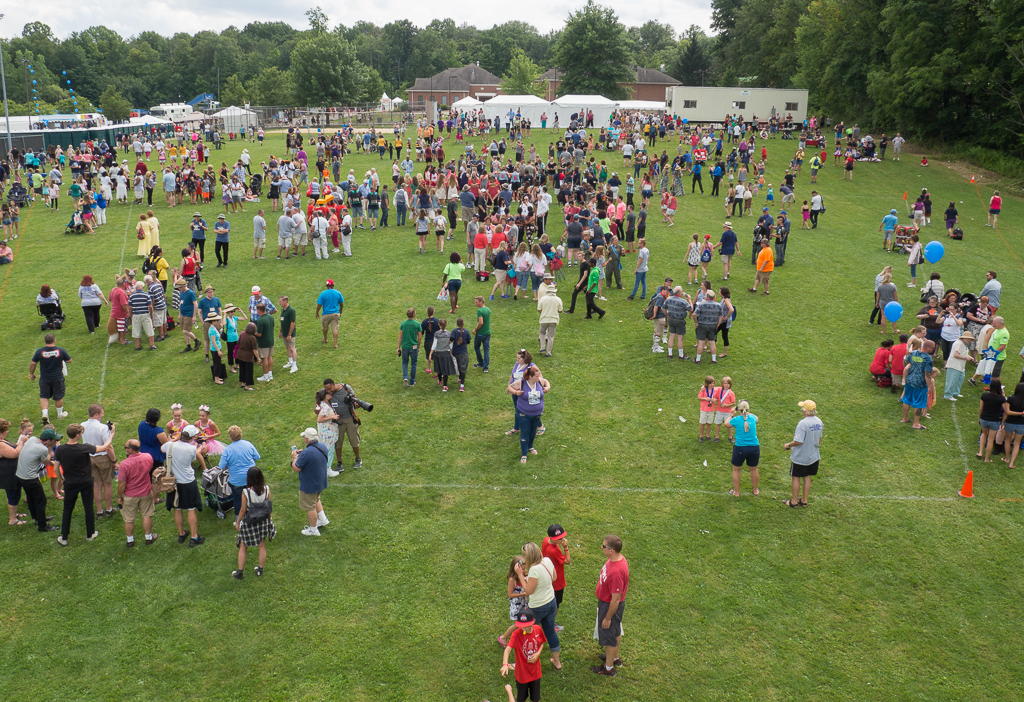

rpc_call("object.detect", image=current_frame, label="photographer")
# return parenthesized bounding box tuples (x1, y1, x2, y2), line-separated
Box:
(323, 378, 370, 470)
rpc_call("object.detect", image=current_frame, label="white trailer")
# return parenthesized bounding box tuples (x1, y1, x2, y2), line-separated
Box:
(665, 86, 808, 125)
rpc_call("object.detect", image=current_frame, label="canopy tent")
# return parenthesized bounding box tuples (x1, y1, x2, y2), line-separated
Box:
(480, 94, 552, 124)
(452, 96, 483, 109)
(551, 95, 618, 127)
(379, 92, 393, 110)
(207, 105, 257, 134)
(128, 115, 172, 126)
(616, 100, 666, 112)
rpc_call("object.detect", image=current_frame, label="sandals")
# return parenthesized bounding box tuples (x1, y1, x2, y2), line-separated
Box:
(753, 489, 760, 496)
(497, 635, 506, 647)
(8, 519, 27, 526)
(800, 500, 808, 507)
(537, 427, 546, 436)
(520, 457, 528, 464)
(728, 489, 739, 496)
(528, 448, 538, 455)
(504, 429, 519, 436)
(783, 499, 799, 508)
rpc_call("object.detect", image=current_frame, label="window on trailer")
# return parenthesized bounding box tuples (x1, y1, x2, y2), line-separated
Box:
(785, 102, 799, 111)
(683, 100, 697, 109)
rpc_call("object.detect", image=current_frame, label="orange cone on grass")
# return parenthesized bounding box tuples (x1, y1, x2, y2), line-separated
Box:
(958, 470, 975, 499)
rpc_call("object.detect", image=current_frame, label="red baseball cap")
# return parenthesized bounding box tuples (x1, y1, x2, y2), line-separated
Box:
(325, 279, 334, 287)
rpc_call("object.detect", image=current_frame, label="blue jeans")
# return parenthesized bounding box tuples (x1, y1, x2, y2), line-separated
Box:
(910, 263, 917, 279)
(380, 207, 389, 227)
(396, 204, 407, 226)
(402, 348, 418, 383)
(474, 333, 490, 369)
(230, 483, 245, 518)
(631, 272, 647, 298)
(531, 598, 560, 652)
(519, 411, 543, 457)
(512, 397, 521, 431)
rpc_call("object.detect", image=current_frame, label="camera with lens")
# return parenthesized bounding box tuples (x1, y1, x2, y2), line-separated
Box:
(347, 396, 374, 413)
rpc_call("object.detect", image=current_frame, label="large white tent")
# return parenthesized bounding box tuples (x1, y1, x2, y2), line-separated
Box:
(551, 95, 618, 127)
(209, 105, 257, 134)
(481, 95, 551, 124)
(452, 96, 483, 109)
(379, 92, 393, 111)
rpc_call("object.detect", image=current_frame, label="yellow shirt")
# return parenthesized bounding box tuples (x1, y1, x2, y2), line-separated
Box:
(167, 146, 177, 157)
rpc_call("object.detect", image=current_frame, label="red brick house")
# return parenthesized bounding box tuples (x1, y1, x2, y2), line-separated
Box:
(538, 67, 681, 101)
(405, 64, 502, 108)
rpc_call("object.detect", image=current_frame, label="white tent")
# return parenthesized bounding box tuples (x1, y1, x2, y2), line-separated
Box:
(129, 115, 172, 126)
(379, 92, 393, 111)
(551, 95, 618, 127)
(209, 105, 257, 134)
(481, 95, 552, 125)
(616, 100, 666, 112)
(452, 96, 483, 109)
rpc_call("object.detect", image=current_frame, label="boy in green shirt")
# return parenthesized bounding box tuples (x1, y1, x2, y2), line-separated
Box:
(398, 308, 422, 387)
(473, 297, 491, 372)
(585, 258, 605, 319)
(279, 296, 298, 374)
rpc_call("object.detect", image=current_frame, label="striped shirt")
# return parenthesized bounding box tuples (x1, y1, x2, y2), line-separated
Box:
(148, 282, 167, 311)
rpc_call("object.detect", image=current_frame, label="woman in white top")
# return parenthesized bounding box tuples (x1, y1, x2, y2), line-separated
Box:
(78, 274, 108, 334)
(514, 541, 562, 669)
(512, 242, 531, 301)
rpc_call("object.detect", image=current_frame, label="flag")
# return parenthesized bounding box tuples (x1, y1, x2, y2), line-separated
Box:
(903, 191, 907, 200)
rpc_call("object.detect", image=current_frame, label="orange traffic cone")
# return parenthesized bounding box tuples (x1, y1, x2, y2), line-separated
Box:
(970, 175, 976, 183)
(958, 470, 975, 499)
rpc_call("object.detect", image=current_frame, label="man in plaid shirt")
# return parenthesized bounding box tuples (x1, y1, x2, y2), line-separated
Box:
(249, 285, 277, 320)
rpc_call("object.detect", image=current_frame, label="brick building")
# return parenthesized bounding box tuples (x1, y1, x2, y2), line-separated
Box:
(405, 64, 502, 108)
(538, 67, 681, 102)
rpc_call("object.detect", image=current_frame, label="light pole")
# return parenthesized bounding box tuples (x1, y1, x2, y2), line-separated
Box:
(0, 14, 14, 156)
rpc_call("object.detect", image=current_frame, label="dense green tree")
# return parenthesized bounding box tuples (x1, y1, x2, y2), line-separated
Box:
(250, 66, 294, 105)
(553, 1, 634, 99)
(670, 26, 713, 85)
(480, 21, 548, 77)
(221, 74, 249, 106)
(98, 85, 132, 122)
(500, 48, 545, 97)
(290, 33, 366, 105)
(627, 20, 676, 69)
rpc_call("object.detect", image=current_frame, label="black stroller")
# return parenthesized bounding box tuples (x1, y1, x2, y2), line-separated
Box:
(64, 209, 88, 235)
(38, 301, 65, 331)
(7, 183, 29, 206)
(249, 173, 263, 196)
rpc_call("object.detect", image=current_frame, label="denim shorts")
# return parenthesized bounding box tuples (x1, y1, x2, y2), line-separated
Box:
(731, 444, 760, 467)
(1004, 423, 1024, 436)
(979, 419, 1002, 432)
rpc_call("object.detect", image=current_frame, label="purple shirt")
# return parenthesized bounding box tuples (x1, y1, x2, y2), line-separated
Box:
(515, 379, 545, 416)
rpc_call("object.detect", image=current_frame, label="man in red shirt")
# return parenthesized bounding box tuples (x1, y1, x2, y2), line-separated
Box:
(592, 534, 629, 677)
(116, 439, 157, 546)
(541, 524, 571, 612)
(501, 607, 546, 702)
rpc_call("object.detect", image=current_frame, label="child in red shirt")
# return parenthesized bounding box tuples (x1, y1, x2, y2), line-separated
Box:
(501, 607, 546, 702)
(870, 339, 894, 383)
(541, 524, 570, 608)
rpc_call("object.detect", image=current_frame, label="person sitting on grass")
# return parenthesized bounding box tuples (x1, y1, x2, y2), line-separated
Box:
(870, 339, 894, 386)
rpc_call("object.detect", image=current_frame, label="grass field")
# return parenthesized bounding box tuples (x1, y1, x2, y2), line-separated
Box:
(1, 126, 1023, 702)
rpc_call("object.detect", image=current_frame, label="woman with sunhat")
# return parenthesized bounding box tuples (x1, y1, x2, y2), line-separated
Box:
(206, 311, 227, 384)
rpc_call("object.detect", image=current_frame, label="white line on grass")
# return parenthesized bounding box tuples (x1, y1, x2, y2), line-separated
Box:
(97, 204, 134, 402)
(332, 482, 956, 502)
(949, 400, 972, 473)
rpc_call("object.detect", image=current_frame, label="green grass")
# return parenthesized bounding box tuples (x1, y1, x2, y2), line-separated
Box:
(1, 128, 1023, 701)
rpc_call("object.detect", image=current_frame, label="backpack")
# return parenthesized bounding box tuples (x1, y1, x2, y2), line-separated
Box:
(951, 228, 964, 240)
(700, 245, 712, 263)
(643, 296, 659, 320)
(243, 488, 272, 526)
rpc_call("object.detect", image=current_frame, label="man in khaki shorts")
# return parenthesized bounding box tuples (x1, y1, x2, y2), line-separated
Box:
(315, 279, 345, 349)
(292, 428, 330, 537)
(117, 439, 158, 546)
(82, 404, 117, 517)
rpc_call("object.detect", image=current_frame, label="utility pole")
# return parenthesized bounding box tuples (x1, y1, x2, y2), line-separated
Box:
(19, 58, 29, 105)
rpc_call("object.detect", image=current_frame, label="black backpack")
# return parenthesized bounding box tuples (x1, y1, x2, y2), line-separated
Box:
(243, 488, 272, 526)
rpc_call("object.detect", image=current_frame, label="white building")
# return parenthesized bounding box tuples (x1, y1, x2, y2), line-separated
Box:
(665, 86, 809, 125)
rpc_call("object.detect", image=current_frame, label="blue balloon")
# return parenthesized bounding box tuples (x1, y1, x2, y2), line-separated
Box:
(683, 118, 688, 124)
(924, 241, 944, 264)
(32, 80, 36, 85)
(69, 88, 74, 93)
(62, 70, 67, 75)
(30, 69, 34, 73)
(67, 80, 71, 85)
(884, 301, 903, 323)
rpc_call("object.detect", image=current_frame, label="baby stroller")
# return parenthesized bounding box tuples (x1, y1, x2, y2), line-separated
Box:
(551, 251, 566, 282)
(64, 209, 88, 235)
(38, 301, 65, 331)
(249, 173, 263, 196)
(893, 225, 917, 254)
(201, 465, 233, 518)
(7, 183, 29, 206)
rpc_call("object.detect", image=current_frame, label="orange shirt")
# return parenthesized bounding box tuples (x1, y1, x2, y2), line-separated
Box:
(756, 246, 774, 272)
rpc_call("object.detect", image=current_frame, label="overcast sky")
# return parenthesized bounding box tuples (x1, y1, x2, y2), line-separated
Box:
(3, 1, 714, 41)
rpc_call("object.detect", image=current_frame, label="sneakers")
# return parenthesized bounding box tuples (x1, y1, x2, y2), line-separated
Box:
(86, 531, 99, 541)
(326, 468, 340, 477)
(353, 459, 362, 469)
(316, 515, 330, 527)
(232, 569, 244, 580)
(459, 384, 465, 392)
(254, 566, 264, 576)
(257, 374, 270, 382)
(145, 533, 158, 545)
(57, 536, 69, 546)
(57, 410, 69, 419)
(301, 526, 321, 536)
(290, 365, 298, 373)
(177, 531, 190, 544)
(906, 282, 916, 287)
(189, 536, 205, 547)
(652, 346, 665, 353)
(595, 656, 624, 667)
(591, 665, 618, 676)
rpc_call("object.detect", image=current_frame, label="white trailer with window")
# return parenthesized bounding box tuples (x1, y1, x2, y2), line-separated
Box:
(665, 86, 808, 125)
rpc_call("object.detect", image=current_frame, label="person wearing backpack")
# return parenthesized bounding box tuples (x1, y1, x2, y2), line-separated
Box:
(233, 467, 275, 579)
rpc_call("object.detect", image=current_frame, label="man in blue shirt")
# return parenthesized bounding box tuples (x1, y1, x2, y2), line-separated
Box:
(196, 286, 221, 362)
(190, 212, 208, 264)
(315, 279, 345, 349)
(292, 428, 329, 536)
(713, 221, 738, 280)
(176, 279, 199, 353)
(213, 214, 231, 267)
(879, 208, 899, 252)
(219, 425, 261, 518)
(162, 168, 176, 208)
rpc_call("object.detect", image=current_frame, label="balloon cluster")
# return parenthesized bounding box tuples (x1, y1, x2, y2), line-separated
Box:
(63, 70, 79, 113)
(29, 65, 40, 114)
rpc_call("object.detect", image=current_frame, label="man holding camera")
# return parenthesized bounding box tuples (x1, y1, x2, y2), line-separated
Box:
(324, 378, 364, 470)
(82, 404, 116, 518)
